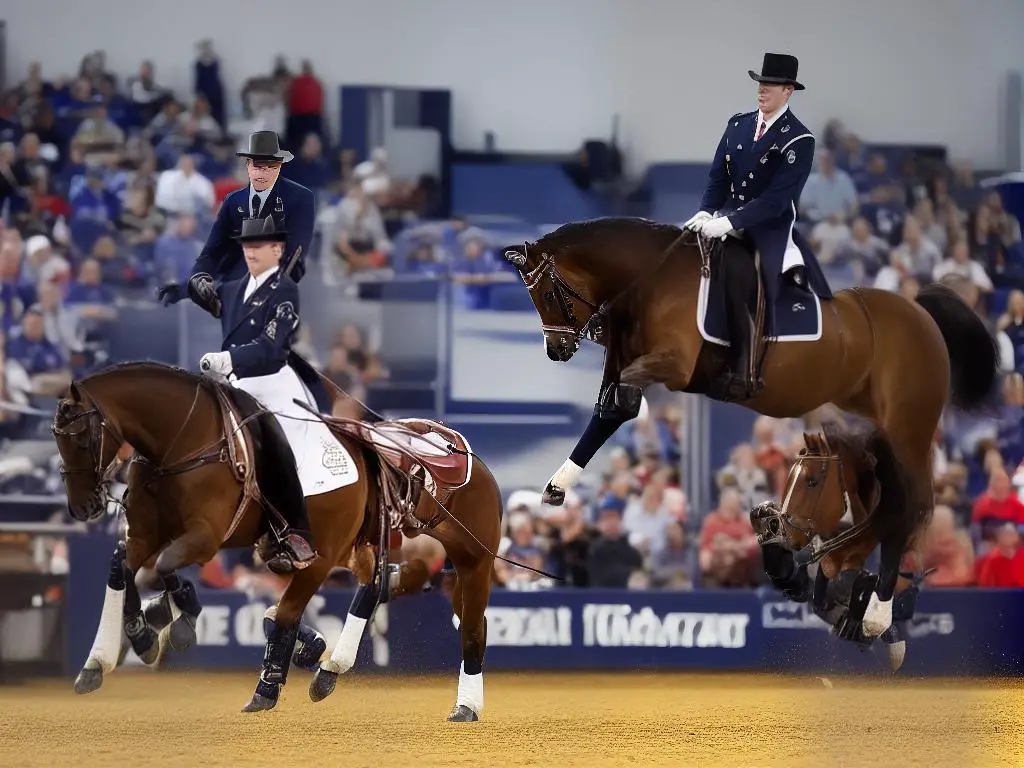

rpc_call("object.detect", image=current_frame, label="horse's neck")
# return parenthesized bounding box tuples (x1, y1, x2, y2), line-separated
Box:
(88, 372, 216, 460)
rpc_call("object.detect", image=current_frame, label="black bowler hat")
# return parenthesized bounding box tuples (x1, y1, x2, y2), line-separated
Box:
(233, 215, 288, 243)
(236, 130, 293, 163)
(748, 53, 804, 91)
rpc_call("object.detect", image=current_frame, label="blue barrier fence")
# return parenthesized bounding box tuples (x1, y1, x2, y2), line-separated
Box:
(66, 534, 1024, 678)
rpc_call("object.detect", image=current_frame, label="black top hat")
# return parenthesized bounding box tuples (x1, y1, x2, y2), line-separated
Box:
(236, 130, 294, 163)
(748, 53, 804, 91)
(233, 215, 288, 243)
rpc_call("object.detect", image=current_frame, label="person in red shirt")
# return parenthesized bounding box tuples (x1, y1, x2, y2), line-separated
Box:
(699, 488, 761, 587)
(971, 468, 1024, 542)
(976, 523, 1024, 587)
(286, 60, 323, 149)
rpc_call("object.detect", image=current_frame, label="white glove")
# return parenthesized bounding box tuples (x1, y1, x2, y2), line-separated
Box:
(199, 351, 233, 378)
(683, 210, 712, 232)
(700, 215, 735, 240)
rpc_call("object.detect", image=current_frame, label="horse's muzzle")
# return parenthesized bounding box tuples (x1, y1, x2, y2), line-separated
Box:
(545, 334, 579, 362)
(750, 500, 788, 548)
(67, 483, 110, 523)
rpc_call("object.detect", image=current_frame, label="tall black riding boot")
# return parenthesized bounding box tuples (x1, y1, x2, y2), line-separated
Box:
(266, 495, 318, 575)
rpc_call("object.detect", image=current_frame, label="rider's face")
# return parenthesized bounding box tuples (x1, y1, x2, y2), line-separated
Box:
(757, 83, 793, 116)
(243, 240, 284, 276)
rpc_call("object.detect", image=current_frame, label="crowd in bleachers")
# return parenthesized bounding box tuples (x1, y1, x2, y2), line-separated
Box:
(2, 46, 1023, 592)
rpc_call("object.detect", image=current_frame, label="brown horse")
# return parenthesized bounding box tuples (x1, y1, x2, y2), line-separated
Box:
(52, 361, 501, 720)
(503, 217, 998, 640)
(751, 423, 929, 670)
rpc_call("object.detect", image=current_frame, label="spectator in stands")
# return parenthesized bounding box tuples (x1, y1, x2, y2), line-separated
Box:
(72, 105, 125, 157)
(891, 215, 942, 282)
(71, 167, 120, 224)
(331, 382, 368, 421)
(154, 214, 202, 284)
(21, 235, 67, 287)
(329, 177, 392, 278)
(154, 154, 214, 216)
(997, 291, 1024, 372)
(15, 133, 49, 184)
(450, 229, 509, 309)
(117, 188, 166, 247)
(0, 330, 32, 434)
(146, 99, 184, 144)
(126, 61, 167, 123)
(495, 511, 548, 589)
(334, 323, 386, 383)
(832, 215, 887, 281)
(194, 40, 225, 129)
(975, 522, 1024, 587)
(548, 490, 597, 587)
(716, 443, 771, 509)
(800, 149, 858, 225)
(698, 488, 760, 588)
(284, 133, 331, 193)
(324, 344, 361, 391)
(286, 61, 324, 148)
(809, 212, 851, 265)
(7, 305, 69, 393)
(622, 481, 674, 561)
(37, 280, 83, 363)
(971, 467, 1024, 545)
(968, 204, 1001, 266)
(933, 238, 993, 294)
(910, 504, 975, 587)
(835, 132, 867, 173)
(586, 506, 644, 588)
(64, 258, 117, 318)
(752, 416, 790, 496)
(912, 197, 949, 255)
(89, 233, 139, 287)
(0, 239, 36, 333)
(650, 520, 695, 589)
(183, 95, 224, 144)
(856, 153, 901, 204)
(984, 191, 1022, 246)
(0, 142, 30, 213)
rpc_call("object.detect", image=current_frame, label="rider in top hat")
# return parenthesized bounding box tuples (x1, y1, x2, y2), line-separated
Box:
(196, 214, 323, 574)
(682, 53, 831, 399)
(158, 130, 315, 314)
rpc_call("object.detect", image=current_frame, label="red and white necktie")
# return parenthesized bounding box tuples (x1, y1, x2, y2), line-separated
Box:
(756, 120, 767, 142)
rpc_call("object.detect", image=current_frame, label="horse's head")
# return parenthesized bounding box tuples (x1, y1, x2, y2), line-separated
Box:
(51, 383, 122, 522)
(503, 241, 601, 362)
(751, 430, 862, 553)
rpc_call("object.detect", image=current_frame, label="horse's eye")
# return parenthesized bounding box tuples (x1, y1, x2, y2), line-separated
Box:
(806, 477, 818, 488)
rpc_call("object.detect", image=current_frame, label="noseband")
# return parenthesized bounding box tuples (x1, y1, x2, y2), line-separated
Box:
(51, 403, 125, 484)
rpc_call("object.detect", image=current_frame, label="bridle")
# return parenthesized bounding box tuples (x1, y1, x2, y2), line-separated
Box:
(505, 245, 606, 350)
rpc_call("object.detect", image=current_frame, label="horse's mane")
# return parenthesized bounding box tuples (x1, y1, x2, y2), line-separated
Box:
(79, 360, 210, 389)
(819, 420, 928, 546)
(530, 217, 682, 254)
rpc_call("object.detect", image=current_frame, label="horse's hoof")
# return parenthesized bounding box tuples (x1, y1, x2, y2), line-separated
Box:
(136, 629, 161, 666)
(541, 483, 564, 506)
(309, 668, 338, 702)
(292, 639, 326, 671)
(884, 639, 907, 673)
(447, 704, 479, 722)
(143, 594, 172, 630)
(168, 615, 197, 653)
(241, 692, 278, 713)
(74, 666, 103, 695)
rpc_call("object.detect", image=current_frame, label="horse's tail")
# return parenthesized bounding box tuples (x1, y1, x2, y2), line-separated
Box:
(915, 283, 1000, 412)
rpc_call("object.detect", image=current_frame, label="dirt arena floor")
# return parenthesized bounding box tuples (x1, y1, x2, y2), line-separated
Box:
(1, 670, 1021, 768)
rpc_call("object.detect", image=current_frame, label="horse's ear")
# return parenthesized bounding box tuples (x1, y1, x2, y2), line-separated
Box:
(819, 430, 832, 456)
(801, 432, 816, 453)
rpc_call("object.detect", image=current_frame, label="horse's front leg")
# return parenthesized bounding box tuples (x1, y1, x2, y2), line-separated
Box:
(74, 541, 130, 694)
(861, 532, 904, 638)
(543, 360, 650, 505)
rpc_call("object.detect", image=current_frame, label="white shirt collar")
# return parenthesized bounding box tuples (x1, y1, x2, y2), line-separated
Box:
(755, 103, 789, 138)
(248, 184, 274, 216)
(244, 265, 279, 301)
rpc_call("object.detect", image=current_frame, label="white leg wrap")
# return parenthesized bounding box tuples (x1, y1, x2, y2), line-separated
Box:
(456, 663, 484, 715)
(322, 614, 367, 674)
(884, 639, 907, 672)
(862, 593, 893, 637)
(549, 459, 583, 491)
(85, 585, 126, 674)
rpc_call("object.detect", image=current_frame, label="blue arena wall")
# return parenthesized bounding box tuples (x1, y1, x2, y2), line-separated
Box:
(65, 535, 1024, 679)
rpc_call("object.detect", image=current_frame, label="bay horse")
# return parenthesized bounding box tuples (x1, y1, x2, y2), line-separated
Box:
(750, 424, 931, 671)
(51, 361, 502, 721)
(503, 218, 998, 640)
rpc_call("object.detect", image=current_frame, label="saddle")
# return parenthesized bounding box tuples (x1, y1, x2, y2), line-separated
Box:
(318, 413, 473, 530)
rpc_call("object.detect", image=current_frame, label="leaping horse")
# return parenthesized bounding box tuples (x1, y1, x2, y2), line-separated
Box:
(504, 218, 998, 641)
(52, 361, 503, 721)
